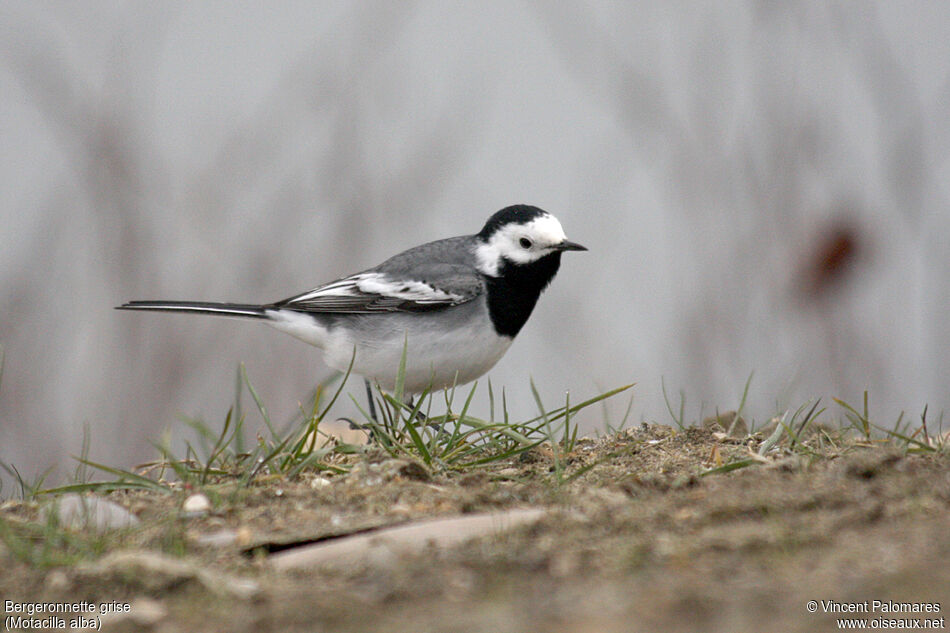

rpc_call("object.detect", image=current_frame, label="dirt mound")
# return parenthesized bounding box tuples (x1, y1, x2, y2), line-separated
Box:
(3, 423, 949, 632)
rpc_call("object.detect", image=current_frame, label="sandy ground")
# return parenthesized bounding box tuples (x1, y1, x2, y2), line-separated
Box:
(2, 423, 949, 632)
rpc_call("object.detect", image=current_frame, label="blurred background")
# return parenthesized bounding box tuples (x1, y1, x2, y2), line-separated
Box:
(2, 2, 948, 491)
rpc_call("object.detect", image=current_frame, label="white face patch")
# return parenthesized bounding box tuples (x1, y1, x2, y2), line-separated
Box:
(474, 213, 569, 276)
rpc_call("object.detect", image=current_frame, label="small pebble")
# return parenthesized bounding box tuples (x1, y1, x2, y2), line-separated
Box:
(43, 494, 139, 532)
(194, 529, 238, 548)
(128, 597, 167, 626)
(44, 569, 69, 591)
(100, 597, 167, 628)
(182, 493, 211, 516)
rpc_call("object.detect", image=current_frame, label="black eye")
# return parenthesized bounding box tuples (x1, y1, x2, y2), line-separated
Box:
(519, 237, 533, 249)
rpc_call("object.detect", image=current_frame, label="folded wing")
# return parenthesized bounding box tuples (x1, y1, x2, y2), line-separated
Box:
(273, 266, 484, 314)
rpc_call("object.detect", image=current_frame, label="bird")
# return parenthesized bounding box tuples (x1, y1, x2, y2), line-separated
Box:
(117, 204, 586, 396)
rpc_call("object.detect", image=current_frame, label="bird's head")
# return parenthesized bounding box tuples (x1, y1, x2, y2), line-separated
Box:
(474, 205, 586, 276)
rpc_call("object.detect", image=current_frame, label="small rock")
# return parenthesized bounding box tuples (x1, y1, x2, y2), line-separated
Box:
(702, 411, 748, 437)
(376, 459, 430, 482)
(309, 476, 332, 488)
(129, 597, 166, 625)
(766, 456, 806, 472)
(235, 526, 253, 547)
(194, 529, 238, 548)
(99, 596, 167, 630)
(44, 569, 69, 591)
(518, 448, 544, 464)
(182, 493, 211, 516)
(390, 502, 413, 516)
(43, 494, 139, 532)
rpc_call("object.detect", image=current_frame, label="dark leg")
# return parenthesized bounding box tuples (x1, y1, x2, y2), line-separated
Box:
(404, 396, 444, 431)
(364, 379, 378, 423)
(405, 396, 425, 422)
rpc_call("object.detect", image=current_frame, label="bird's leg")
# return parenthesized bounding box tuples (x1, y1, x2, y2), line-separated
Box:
(404, 395, 446, 433)
(364, 379, 379, 424)
(404, 396, 425, 422)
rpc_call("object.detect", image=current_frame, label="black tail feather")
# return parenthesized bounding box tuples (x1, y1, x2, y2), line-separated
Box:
(116, 301, 268, 318)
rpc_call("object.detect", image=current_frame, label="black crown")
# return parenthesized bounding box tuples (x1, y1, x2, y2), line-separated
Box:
(477, 205, 548, 240)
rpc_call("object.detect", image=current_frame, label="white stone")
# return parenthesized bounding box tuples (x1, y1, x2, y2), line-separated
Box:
(43, 494, 139, 532)
(183, 493, 211, 514)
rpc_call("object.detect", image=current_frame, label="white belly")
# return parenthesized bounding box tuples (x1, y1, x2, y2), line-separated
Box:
(265, 301, 513, 394)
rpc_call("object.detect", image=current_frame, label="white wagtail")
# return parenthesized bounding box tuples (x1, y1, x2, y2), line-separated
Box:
(117, 204, 586, 396)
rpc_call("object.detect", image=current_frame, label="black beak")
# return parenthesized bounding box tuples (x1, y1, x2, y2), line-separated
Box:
(556, 240, 588, 252)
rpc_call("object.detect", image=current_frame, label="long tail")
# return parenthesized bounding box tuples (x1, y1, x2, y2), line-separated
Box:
(116, 300, 268, 319)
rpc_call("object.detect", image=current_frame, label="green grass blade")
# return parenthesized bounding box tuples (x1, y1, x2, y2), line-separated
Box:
(514, 384, 634, 430)
(382, 393, 431, 464)
(201, 407, 235, 484)
(317, 348, 357, 419)
(41, 459, 170, 495)
(758, 411, 788, 456)
(445, 382, 480, 457)
(241, 363, 278, 441)
(394, 335, 408, 403)
(728, 372, 753, 436)
(874, 422, 936, 453)
(833, 394, 872, 439)
(662, 376, 686, 429)
(487, 379, 495, 423)
(699, 458, 759, 477)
